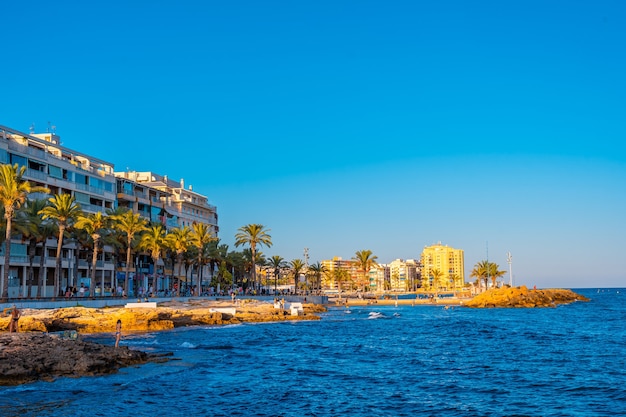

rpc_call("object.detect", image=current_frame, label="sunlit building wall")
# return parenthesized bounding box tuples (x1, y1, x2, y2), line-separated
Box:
(420, 243, 464, 290)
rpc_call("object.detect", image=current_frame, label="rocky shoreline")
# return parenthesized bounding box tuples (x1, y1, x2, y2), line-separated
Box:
(0, 332, 171, 386)
(0, 299, 325, 386)
(0, 290, 589, 386)
(464, 286, 589, 308)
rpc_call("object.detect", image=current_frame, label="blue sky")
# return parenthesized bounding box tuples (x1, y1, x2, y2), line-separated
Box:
(2, 1, 625, 288)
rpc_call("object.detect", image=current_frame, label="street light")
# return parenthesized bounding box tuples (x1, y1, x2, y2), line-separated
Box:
(507, 252, 513, 287)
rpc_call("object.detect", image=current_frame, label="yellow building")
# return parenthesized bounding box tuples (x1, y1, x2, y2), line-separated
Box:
(320, 257, 359, 291)
(420, 243, 464, 290)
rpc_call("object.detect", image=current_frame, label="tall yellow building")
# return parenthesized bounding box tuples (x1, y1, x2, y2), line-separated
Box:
(420, 243, 465, 290)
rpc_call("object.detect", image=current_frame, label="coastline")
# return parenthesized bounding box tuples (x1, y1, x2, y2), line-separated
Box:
(0, 288, 588, 386)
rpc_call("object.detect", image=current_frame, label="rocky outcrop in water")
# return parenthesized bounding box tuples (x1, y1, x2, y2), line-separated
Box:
(464, 286, 588, 308)
(0, 332, 168, 386)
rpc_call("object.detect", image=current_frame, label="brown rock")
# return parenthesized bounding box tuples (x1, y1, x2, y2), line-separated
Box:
(464, 286, 589, 308)
(0, 332, 167, 386)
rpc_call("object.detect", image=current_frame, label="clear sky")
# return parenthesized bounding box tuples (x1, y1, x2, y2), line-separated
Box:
(2, 1, 625, 288)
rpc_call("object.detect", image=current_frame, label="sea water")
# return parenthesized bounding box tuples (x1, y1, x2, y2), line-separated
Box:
(1, 288, 624, 417)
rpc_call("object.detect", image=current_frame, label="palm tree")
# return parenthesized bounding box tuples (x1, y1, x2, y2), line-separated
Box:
(234, 224, 272, 292)
(430, 268, 444, 291)
(0, 164, 48, 300)
(329, 268, 350, 299)
(75, 211, 111, 297)
(166, 226, 191, 296)
(190, 222, 216, 295)
(488, 262, 507, 289)
(470, 260, 490, 291)
(353, 249, 378, 292)
(39, 193, 82, 299)
(111, 209, 148, 296)
(35, 220, 56, 298)
(307, 262, 327, 294)
(290, 259, 306, 295)
(267, 255, 286, 294)
(138, 225, 167, 296)
(14, 198, 49, 298)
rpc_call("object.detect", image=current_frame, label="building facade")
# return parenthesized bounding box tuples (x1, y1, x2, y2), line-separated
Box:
(0, 124, 220, 298)
(115, 171, 218, 234)
(387, 259, 421, 292)
(0, 125, 118, 297)
(420, 243, 465, 291)
(113, 171, 218, 294)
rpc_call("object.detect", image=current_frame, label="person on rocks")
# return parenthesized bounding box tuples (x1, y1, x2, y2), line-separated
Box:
(115, 319, 122, 348)
(9, 305, 20, 332)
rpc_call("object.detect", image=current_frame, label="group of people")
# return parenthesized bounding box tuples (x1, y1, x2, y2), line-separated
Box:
(64, 283, 88, 298)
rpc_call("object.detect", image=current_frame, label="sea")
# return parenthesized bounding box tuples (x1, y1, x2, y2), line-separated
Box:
(1, 288, 624, 417)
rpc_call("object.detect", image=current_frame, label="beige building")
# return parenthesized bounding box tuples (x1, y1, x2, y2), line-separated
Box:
(420, 243, 465, 290)
(387, 259, 420, 292)
(0, 124, 118, 297)
(114, 171, 218, 235)
(113, 171, 219, 293)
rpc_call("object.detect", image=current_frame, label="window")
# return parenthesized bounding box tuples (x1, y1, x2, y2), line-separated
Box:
(9, 153, 27, 167)
(49, 165, 63, 179)
(74, 192, 90, 204)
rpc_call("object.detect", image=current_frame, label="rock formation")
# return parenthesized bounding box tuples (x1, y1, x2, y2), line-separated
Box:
(0, 332, 168, 386)
(1, 299, 325, 333)
(0, 300, 325, 386)
(464, 286, 589, 308)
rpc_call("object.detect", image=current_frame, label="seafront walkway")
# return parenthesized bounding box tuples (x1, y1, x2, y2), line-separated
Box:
(0, 294, 327, 312)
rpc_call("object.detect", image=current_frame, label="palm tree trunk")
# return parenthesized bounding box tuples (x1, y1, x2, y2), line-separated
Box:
(124, 244, 132, 296)
(176, 254, 183, 297)
(27, 241, 36, 298)
(91, 240, 99, 297)
(53, 225, 65, 300)
(37, 243, 46, 298)
(2, 215, 12, 301)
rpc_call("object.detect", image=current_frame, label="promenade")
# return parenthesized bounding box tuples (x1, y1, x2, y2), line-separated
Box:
(0, 294, 327, 312)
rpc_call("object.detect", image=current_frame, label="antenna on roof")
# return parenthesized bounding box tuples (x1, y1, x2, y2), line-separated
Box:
(29, 123, 35, 134)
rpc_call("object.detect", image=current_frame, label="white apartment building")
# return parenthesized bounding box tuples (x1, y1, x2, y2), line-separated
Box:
(115, 171, 218, 234)
(0, 125, 117, 297)
(114, 171, 219, 293)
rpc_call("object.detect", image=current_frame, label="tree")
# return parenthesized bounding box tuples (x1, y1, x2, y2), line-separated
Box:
(190, 223, 216, 295)
(138, 225, 167, 295)
(166, 226, 191, 296)
(470, 260, 491, 291)
(290, 259, 306, 295)
(267, 255, 286, 294)
(234, 224, 272, 292)
(329, 268, 350, 299)
(488, 262, 507, 289)
(0, 164, 48, 300)
(111, 209, 148, 296)
(75, 211, 111, 297)
(39, 193, 82, 299)
(307, 262, 327, 293)
(353, 249, 378, 292)
(430, 268, 444, 291)
(14, 198, 49, 298)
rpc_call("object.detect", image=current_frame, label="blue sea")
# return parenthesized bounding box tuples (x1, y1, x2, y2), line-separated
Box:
(1, 288, 625, 417)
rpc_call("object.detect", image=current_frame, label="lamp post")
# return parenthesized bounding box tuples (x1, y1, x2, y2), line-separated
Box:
(507, 252, 513, 287)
